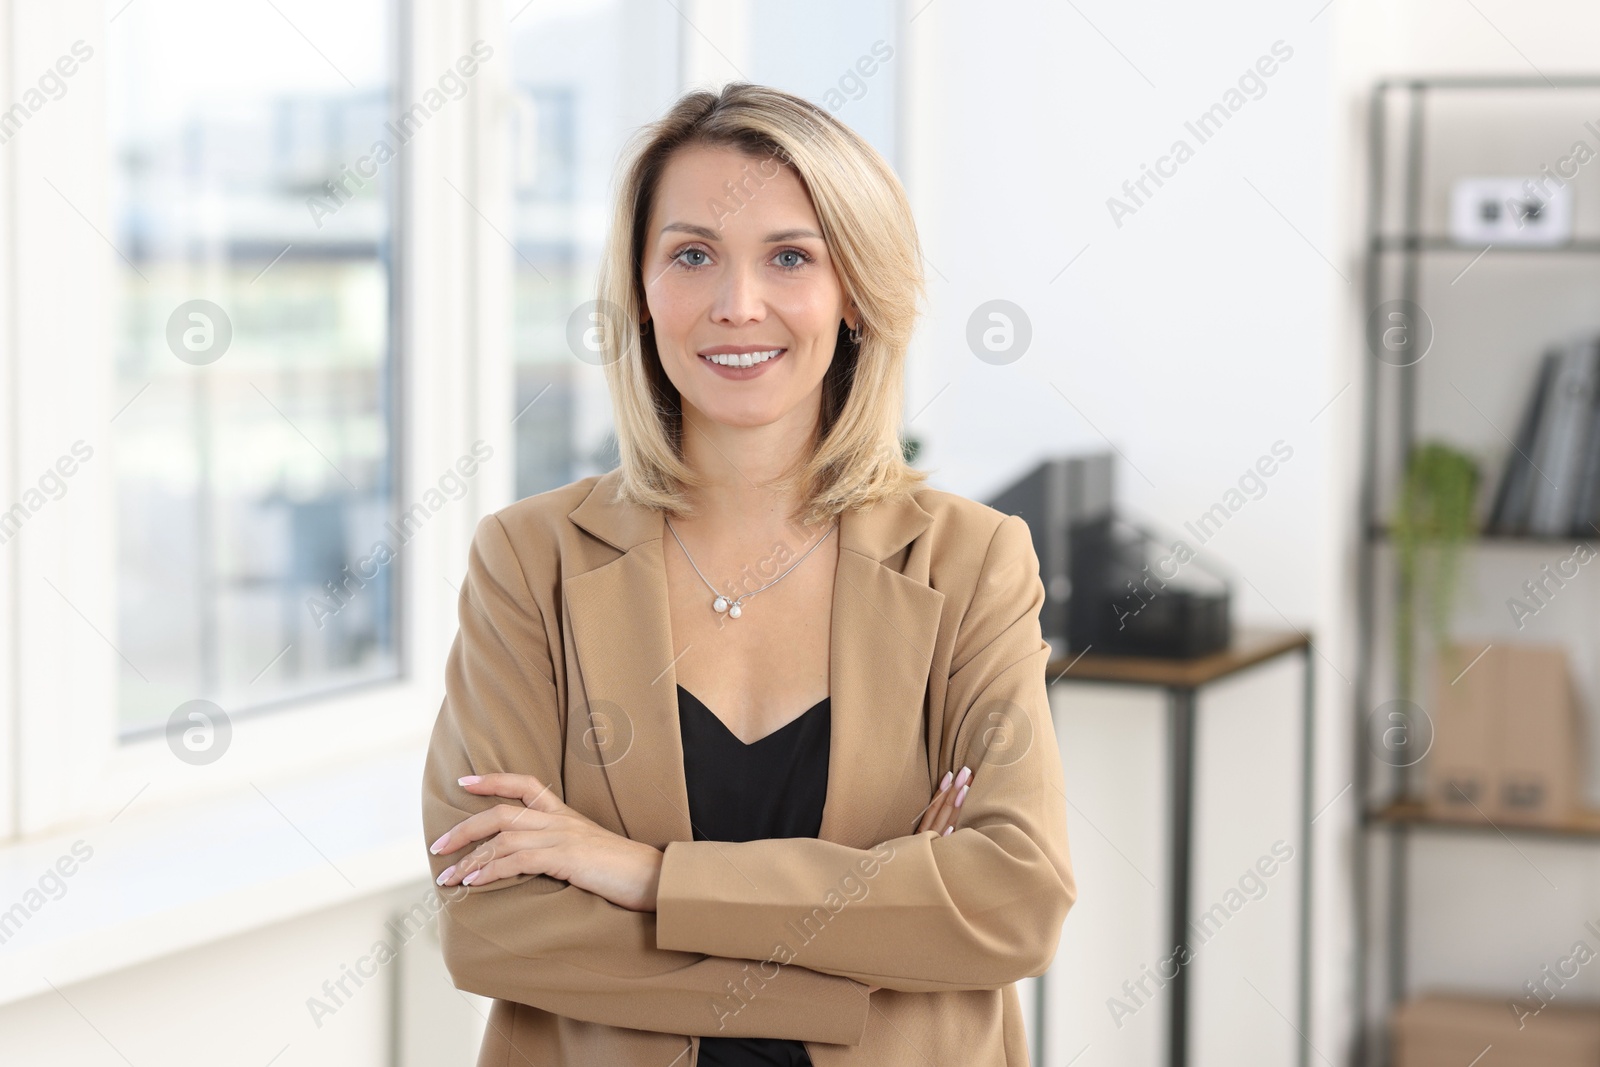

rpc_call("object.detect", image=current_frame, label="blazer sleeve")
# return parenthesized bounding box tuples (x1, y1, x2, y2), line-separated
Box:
(422, 514, 872, 1044)
(654, 513, 1076, 992)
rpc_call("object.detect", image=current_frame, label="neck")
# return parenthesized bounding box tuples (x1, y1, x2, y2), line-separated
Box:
(676, 401, 820, 532)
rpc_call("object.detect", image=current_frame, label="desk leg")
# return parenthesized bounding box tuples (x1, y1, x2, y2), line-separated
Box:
(1298, 644, 1315, 1067)
(1167, 685, 1197, 1067)
(1033, 959, 1046, 1066)
(1031, 689, 1058, 1067)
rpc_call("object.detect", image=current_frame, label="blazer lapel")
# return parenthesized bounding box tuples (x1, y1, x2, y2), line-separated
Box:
(820, 494, 945, 846)
(564, 473, 684, 849)
(564, 469, 946, 851)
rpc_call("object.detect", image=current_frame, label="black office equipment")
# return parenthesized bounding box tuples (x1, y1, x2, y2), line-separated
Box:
(1067, 515, 1232, 657)
(984, 452, 1115, 657)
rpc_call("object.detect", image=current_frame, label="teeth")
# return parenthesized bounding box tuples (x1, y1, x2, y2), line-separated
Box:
(703, 348, 783, 368)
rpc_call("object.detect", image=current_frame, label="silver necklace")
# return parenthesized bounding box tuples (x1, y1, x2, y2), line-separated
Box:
(665, 516, 839, 619)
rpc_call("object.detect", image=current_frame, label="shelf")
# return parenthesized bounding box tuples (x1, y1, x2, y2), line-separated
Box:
(1368, 800, 1600, 839)
(1366, 524, 1598, 546)
(1371, 236, 1600, 255)
(1351, 75, 1600, 1067)
(1376, 76, 1600, 90)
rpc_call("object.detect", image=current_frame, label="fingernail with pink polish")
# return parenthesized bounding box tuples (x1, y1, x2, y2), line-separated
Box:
(458, 775, 482, 786)
(462, 869, 481, 885)
(939, 770, 953, 792)
(954, 766, 971, 789)
(954, 783, 969, 809)
(436, 865, 455, 886)
(943, 825, 953, 836)
(429, 834, 449, 854)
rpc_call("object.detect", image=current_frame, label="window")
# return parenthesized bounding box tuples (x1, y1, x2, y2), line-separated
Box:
(503, 1, 904, 498)
(505, 0, 680, 498)
(105, 0, 399, 737)
(747, 1, 901, 169)
(3, 0, 908, 836)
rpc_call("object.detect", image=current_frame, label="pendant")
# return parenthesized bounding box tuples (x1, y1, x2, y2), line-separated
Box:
(728, 602, 742, 619)
(713, 596, 729, 613)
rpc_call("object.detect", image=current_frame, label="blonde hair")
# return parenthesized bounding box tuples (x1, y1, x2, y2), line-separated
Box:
(594, 82, 928, 527)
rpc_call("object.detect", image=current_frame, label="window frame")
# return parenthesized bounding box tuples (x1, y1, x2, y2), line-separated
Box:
(5, 0, 514, 837)
(1, 0, 898, 841)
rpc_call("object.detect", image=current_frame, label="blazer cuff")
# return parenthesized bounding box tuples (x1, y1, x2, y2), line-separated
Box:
(656, 840, 873, 1044)
(655, 839, 758, 956)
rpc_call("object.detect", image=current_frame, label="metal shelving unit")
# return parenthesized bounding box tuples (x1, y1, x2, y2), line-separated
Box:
(1355, 76, 1600, 1066)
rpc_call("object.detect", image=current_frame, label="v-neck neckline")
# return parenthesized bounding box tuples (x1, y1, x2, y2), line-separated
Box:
(677, 684, 828, 748)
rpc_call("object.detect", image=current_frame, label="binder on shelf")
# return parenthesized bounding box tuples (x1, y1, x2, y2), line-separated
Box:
(1488, 349, 1557, 535)
(1573, 350, 1600, 536)
(1487, 339, 1600, 538)
(1528, 337, 1600, 536)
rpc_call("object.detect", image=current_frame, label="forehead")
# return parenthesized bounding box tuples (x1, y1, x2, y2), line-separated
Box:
(649, 143, 820, 235)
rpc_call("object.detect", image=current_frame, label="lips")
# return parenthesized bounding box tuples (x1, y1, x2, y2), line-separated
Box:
(696, 346, 788, 380)
(699, 347, 786, 368)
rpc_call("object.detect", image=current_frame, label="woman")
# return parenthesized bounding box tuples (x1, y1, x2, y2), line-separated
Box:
(422, 82, 1075, 1067)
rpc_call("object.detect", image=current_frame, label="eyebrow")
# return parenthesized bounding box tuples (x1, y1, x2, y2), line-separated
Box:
(659, 222, 823, 243)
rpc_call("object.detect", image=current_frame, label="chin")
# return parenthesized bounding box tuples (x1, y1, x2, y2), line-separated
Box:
(690, 400, 791, 429)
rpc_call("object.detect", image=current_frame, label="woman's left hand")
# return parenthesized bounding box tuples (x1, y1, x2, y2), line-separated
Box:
(430, 773, 664, 912)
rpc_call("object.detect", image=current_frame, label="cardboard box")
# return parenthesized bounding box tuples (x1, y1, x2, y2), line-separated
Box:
(1425, 642, 1583, 826)
(1394, 992, 1600, 1067)
(1427, 642, 1498, 821)
(1499, 644, 1582, 823)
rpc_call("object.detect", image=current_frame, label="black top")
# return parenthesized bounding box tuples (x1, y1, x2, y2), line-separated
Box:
(676, 683, 831, 1067)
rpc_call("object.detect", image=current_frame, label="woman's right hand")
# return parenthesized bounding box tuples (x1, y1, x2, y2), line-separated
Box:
(915, 765, 973, 837)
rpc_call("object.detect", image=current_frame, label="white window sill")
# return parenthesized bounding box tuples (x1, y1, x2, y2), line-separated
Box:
(0, 743, 433, 1006)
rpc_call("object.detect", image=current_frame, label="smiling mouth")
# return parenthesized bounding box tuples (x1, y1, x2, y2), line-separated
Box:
(700, 348, 786, 368)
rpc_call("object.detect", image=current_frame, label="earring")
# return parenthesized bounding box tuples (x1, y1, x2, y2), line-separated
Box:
(848, 321, 864, 344)
(640, 320, 652, 334)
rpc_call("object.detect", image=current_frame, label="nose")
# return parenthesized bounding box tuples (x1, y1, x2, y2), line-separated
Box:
(709, 259, 766, 328)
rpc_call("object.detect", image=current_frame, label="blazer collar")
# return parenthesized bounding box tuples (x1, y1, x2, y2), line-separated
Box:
(567, 466, 935, 562)
(562, 466, 945, 850)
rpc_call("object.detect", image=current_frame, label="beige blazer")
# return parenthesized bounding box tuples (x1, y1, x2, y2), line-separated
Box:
(421, 467, 1076, 1066)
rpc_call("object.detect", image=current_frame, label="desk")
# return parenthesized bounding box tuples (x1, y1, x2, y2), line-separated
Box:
(1042, 628, 1314, 1067)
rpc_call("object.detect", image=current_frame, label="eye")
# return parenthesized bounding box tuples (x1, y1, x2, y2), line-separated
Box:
(672, 246, 711, 269)
(773, 248, 813, 271)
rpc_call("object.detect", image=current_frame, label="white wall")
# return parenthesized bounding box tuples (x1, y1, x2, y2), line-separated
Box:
(902, 2, 1345, 1065)
(0, 883, 488, 1065)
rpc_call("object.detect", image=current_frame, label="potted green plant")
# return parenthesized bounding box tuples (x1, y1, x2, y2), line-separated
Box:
(1392, 441, 1481, 703)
